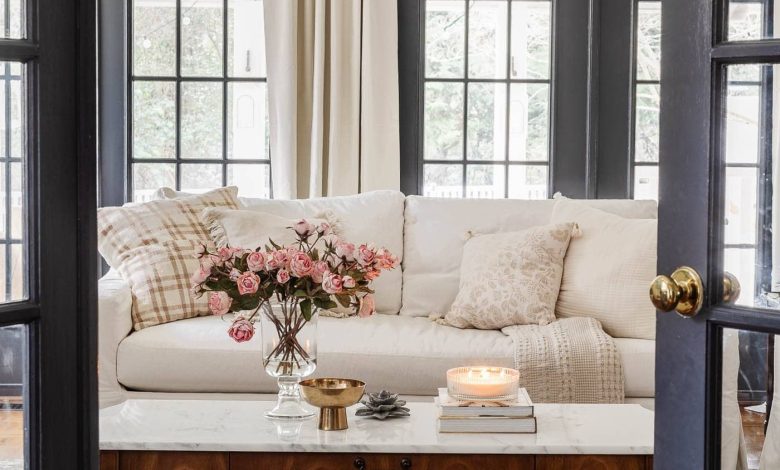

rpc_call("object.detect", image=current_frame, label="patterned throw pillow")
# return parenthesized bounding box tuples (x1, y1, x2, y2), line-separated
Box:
(98, 187, 240, 330)
(442, 222, 578, 330)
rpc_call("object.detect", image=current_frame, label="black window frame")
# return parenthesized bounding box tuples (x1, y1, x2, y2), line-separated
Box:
(101, 0, 273, 205)
(400, 0, 603, 199)
(417, 0, 554, 200)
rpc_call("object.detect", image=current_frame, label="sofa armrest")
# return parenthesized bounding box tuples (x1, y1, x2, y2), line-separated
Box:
(98, 270, 133, 408)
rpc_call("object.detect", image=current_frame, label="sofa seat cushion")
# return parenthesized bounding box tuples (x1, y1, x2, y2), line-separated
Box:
(117, 315, 655, 398)
(614, 338, 655, 398)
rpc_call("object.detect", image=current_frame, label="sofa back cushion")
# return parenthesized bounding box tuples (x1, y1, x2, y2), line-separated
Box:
(401, 196, 657, 318)
(551, 198, 657, 339)
(239, 190, 405, 314)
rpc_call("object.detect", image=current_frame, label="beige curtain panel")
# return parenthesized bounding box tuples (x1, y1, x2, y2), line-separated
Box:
(263, 0, 400, 199)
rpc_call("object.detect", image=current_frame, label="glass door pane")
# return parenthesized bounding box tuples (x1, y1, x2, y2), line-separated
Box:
(726, 1, 770, 41)
(720, 327, 774, 469)
(720, 63, 780, 310)
(0, 324, 27, 468)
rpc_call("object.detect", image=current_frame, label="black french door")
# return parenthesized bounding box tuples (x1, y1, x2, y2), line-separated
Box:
(0, 0, 97, 469)
(657, 0, 780, 468)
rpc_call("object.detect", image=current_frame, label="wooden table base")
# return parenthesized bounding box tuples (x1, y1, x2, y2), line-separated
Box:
(101, 450, 653, 470)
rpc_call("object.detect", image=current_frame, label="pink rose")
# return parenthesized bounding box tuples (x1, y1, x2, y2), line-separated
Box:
(276, 269, 291, 284)
(191, 265, 211, 285)
(208, 291, 232, 315)
(217, 247, 235, 262)
(290, 252, 314, 277)
(356, 243, 376, 266)
(364, 269, 381, 281)
(266, 250, 289, 270)
(293, 219, 316, 238)
(358, 294, 376, 318)
(335, 242, 355, 261)
(311, 260, 329, 283)
(200, 256, 215, 270)
(375, 248, 399, 270)
(317, 222, 331, 235)
(228, 318, 255, 343)
(246, 251, 266, 272)
(322, 271, 344, 294)
(236, 271, 260, 295)
(342, 275, 356, 289)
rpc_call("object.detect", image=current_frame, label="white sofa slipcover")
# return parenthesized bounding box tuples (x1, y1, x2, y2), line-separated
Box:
(113, 313, 655, 398)
(99, 193, 658, 407)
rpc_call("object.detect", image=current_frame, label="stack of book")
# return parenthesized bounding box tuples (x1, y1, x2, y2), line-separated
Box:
(435, 387, 536, 433)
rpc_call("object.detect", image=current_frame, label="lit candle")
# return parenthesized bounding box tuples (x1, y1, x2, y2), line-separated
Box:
(446, 367, 519, 400)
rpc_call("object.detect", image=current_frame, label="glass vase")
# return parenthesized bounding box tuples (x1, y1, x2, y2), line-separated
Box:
(260, 302, 318, 420)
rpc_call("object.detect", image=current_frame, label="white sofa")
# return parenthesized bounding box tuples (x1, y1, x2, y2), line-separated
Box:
(98, 191, 658, 408)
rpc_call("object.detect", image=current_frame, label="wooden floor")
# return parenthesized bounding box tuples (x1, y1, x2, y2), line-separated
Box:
(741, 406, 766, 470)
(0, 404, 770, 468)
(0, 398, 23, 468)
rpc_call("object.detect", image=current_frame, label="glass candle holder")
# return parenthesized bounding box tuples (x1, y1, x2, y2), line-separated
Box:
(446, 366, 520, 401)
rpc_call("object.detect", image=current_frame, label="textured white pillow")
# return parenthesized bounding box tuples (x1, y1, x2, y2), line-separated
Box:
(442, 223, 578, 330)
(201, 208, 328, 249)
(550, 198, 657, 340)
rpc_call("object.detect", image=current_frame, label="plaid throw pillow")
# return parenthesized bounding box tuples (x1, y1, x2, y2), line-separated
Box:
(98, 187, 240, 330)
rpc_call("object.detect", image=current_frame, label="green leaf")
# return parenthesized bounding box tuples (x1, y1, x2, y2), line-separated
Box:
(313, 298, 337, 310)
(268, 238, 282, 250)
(335, 294, 352, 308)
(300, 299, 313, 321)
(293, 289, 308, 298)
(239, 295, 261, 311)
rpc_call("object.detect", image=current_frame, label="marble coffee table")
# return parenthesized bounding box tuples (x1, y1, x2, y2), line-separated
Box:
(99, 399, 653, 470)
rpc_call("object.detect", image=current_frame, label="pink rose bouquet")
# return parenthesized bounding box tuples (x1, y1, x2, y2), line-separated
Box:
(191, 219, 399, 355)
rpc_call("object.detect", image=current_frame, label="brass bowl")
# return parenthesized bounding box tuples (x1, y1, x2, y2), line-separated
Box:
(299, 378, 366, 431)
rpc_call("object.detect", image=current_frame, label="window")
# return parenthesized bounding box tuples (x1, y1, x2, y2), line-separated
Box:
(723, 64, 765, 305)
(130, 0, 270, 202)
(0, 61, 25, 302)
(632, 0, 661, 200)
(721, 5, 773, 306)
(422, 0, 552, 199)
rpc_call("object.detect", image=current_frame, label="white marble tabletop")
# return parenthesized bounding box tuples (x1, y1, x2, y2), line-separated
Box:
(99, 399, 653, 455)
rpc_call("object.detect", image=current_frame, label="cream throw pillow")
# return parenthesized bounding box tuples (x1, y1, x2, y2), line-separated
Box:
(550, 198, 657, 340)
(97, 187, 240, 330)
(442, 223, 578, 330)
(201, 208, 329, 249)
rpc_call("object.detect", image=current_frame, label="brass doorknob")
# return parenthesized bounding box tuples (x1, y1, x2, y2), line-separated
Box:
(649, 266, 704, 317)
(722, 271, 741, 304)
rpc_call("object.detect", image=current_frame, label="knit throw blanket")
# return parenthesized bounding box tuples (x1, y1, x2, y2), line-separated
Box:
(501, 317, 624, 403)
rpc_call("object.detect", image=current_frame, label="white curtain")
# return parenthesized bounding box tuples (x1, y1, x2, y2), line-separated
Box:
(263, 0, 400, 199)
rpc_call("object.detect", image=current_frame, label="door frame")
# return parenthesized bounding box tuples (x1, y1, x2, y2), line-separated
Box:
(0, 0, 97, 468)
(658, 0, 780, 468)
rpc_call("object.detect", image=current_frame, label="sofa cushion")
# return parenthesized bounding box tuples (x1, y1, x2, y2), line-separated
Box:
(116, 314, 654, 398)
(97, 187, 240, 330)
(201, 207, 328, 249)
(401, 196, 657, 318)
(238, 190, 405, 315)
(551, 198, 657, 340)
(613, 337, 655, 398)
(443, 223, 577, 329)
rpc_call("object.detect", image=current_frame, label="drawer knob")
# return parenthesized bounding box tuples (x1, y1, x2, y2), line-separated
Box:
(400, 457, 412, 468)
(354, 456, 367, 470)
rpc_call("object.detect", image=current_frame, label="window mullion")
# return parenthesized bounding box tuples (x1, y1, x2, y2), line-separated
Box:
(174, 0, 182, 191)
